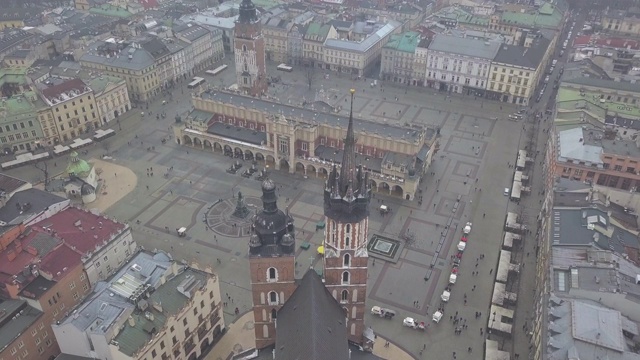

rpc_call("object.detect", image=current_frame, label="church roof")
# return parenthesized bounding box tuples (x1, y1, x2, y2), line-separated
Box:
(275, 270, 349, 360)
(65, 151, 93, 178)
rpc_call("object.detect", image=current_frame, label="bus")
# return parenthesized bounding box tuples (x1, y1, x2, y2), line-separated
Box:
(205, 64, 228, 76)
(188, 77, 205, 89)
(276, 63, 293, 72)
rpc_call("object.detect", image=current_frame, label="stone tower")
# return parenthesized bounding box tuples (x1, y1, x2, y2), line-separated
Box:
(323, 89, 371, 345)
(234, 0, 267, 96)
(248, 176, 296, 349)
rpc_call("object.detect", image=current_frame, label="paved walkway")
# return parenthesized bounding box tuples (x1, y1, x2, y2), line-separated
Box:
(204, 311, 416, 360)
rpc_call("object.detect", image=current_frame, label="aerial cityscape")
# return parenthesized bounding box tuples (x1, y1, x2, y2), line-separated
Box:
(0, 0, 640, 359)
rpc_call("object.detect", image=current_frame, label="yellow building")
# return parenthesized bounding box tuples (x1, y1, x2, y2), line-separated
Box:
(36, 105, 58, 146)
(262, 11, 292, 63)
(87, 75, 132, 124)
(486, 37, 550, 105)
(74, 0, 91, 10)
(39, 79, 100, 143)
(0, 9, 25, 30)
(80, 39, 171, 102)
(602, 9, 640, 36)
(303, 23, 337, 68)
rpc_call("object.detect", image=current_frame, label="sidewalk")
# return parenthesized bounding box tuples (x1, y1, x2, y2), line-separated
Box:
(205, 311, 416, 360)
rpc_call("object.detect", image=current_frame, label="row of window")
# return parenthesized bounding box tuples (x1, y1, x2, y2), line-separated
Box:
(0, 131, 38, 144)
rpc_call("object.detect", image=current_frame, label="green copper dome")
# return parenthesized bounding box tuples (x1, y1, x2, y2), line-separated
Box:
(65, 151, 93, 178)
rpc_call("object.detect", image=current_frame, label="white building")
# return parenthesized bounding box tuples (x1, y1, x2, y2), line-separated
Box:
(87, 74, 132, 124)
(165, 39, 190, 81)
(425, 34, 500, 95)
(175, 23, 223, 76)
(53, 251, 225, 360)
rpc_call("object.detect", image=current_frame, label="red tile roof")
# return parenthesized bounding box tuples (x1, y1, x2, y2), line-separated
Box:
(139, 0, 158, 9)
(0, 231, 59, 278)
(39, 245, 82, 281)
(594, 37, 640, 50)
(36, 207, 125, 254)
(574, 35, 591, 47)
(40, 78, 88, 101)
(0, 173, 28, 195)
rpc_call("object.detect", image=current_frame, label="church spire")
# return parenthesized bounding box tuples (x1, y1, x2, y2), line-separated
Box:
(338, 89, 357, 196)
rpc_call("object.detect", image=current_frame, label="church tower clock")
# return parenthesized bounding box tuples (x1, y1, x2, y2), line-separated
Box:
(323, 89, 372, 345)
(234, 0, 267, 96)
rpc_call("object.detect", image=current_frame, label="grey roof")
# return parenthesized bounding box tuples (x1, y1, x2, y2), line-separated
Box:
(0, 188, 67, 225)
(55, 354, 95, 360)
(275, 270, 350, 360)
(428, 34, 500, 59)
(315, 145, 383, 172)
(58, 251, 173, 337)
(20, 276, 56, 299)
(545, 299, 640, 360)
(208, 122, 267, 146)
(551, 208, 639, 254)
(0, 299, 42, 351)
(175, 23, 210, 42)
(564, 76, 640, 93)
(324, 21, 400, 54)
(140, 38, 170, 60)
(81, 43, 155, 71)
(114, 267, 209, 356)
(493, 37, 550, 69)
(0, 29, 34, 53)
(328, 19, 353, 30)
(557, 127, 603, 164)
(200, 90, 424, 143)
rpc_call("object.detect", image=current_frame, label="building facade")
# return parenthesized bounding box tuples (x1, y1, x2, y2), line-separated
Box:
(380, 32, 420, 85)
(602, 9, 640, 36)
(0, 300, 54, 360)
(88, 75, 132, 124)
(173, 90, 438, 200)
(52, 251, 225, 360)
(175, 23, 221, 76)
(0, 91, 45, 152)
(234, 0, 267, 96)
(248, 177, 297, 349)
(425, 35, 498, 95)
(322, 89, 371, 345)
(38, 78, 100, 143)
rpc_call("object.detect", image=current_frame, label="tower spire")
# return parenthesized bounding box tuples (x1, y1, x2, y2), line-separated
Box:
(338, 89, 357, 196)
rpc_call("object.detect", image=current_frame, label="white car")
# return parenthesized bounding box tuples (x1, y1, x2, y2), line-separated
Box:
(463, 222, 472, 234)
(441, 290, 451, 302)
(457, 241, 466, 252)
(504, 187, 510, 196)
(432, 311, 443, 323)
(449, 273, 457, 284)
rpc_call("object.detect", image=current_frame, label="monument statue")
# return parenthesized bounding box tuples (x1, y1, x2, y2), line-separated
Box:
(232, 191, 250, 218)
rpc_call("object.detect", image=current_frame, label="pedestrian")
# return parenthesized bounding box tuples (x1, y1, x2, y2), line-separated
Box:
(468, 347, 472, 353)
(490, 268, 493, 274)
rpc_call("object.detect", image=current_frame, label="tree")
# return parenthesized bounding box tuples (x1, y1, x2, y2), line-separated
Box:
(305, 65, 316, 90)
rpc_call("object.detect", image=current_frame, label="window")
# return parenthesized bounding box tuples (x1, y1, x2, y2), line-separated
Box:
(10, 347, 16, 355)
(183, 318, 188, 326)
(160, 341, 165, 350)
(342, 271, 350, 285)
(45, 339, 52, 347)
(200, 300, 205, 309)
(38, 322, 44, 330)
(341, 290, 348, 302)
(31, 329, 37, 336)
(193, 307, 198, 315)
(268, 291, 278, 305)
(170, 325, 175, 332)
(70, 282, 76, 290)
(18, 340, 24, 348)
(83, 283, 89, 291)
(209, 291, 214, 299)
(152, 350, 157, 358)
(343, 254, 350, 267)
(345, 224, 351, 233)
(38, 346, 44, 354)
(267, 267, 277, 282)
(345, 236, 350, 247)
(35, 337, 41, 345)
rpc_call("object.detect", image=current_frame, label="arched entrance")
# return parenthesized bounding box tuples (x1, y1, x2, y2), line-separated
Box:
(369, 179, 377, 191)
(295, 162, 305, 174)
(213, 142, 222, 153)
(406, 194, 411, 200)
(223, 145, 233, 156)
(203, 140, 212, 150)
(266, 155, 276, 166)
(391, 185, 404, 197)
(234, 147, 244, 159)
(114, 110, 119, 118)
(255, 153, 265, 162)
(187, 352, 196, 360)
(279, 159, 290, 172)
(379, 182, 390, 193)
(318, 167, 329, 178)
(307, 164, 317, 176)
(244, 150, 254, 160)
(193, 137, 202, 147)
(183, 135, 193, 146)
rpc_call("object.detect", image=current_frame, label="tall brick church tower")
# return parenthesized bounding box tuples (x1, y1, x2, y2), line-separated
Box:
(323, 89, 372, 345)
(248, 176, 296, 349)
(234, 0, 267, 96)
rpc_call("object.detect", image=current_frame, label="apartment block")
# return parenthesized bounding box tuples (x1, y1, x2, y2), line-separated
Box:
(0, 299, 55, 360)
(0, 91, 45, 152)
(380, 31, 421, 85)
(53, 251, 225, 360)
(86, 75, 132, 124)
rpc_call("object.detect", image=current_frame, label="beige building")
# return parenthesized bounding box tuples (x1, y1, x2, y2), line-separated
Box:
(380, 31, 421, 85)
(174, 89, 438, 200)
(303, 22, 337, 68)
(261, 7, 292, 63)
(486, 36, 550, 105)
(53, 251, 226, 360)
(38, 78, 100, 143)
(80, 38, 171, 102)
(602, 9, 640, 36)
(87, 75, 132, 124)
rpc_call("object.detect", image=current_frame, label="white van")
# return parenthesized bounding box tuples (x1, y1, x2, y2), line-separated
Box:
(504, 188, 510, 196)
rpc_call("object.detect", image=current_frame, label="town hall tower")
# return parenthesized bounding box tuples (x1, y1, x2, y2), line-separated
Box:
(234, 0, 267, 96)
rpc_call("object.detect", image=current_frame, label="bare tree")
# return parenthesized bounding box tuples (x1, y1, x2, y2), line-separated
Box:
(305, 65, 316, 90)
